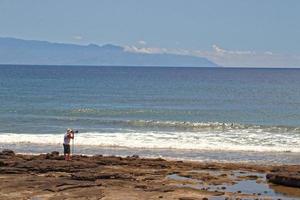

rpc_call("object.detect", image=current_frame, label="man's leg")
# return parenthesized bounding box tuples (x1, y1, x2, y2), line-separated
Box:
(63, 144, 69, 160)
(67, 145, 71, 160)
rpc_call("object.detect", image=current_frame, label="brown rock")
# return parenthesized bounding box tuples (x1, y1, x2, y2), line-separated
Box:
(0, 160, 6, 166)
(45, 151, 61, 159)
(0, 151, 298, 200)
(132, 154, 140, 159)
(0, 149, 15, 159)
(135, 184, 148, 189)
(2, 149, 15, 156)
(179, 197, 200, 200)
(0, 167, 28, 174)
(71, 172, 135, 181)
(51, 151, 59, 156)
(145, 186, 176, 192)
(267, 172, 300, 187)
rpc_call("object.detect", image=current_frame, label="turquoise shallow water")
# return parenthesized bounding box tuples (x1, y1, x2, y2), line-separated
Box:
(0, 65, 299, 163)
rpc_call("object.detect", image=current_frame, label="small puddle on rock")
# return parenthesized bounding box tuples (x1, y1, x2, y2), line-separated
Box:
(167, 170, 300, 199)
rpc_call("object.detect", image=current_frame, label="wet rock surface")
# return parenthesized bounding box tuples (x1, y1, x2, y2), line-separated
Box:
(0, 149, 299, 199)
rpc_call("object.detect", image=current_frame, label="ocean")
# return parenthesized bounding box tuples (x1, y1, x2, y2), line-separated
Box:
(0, 65, 299, 164)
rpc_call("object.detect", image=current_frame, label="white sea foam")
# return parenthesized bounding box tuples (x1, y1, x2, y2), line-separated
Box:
(0, 128, 299, 153)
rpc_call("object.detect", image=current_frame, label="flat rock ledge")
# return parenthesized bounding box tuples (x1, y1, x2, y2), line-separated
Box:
(0, 149, 300, 199)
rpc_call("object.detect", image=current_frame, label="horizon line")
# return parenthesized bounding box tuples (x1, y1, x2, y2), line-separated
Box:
(1, 64, 300, 69)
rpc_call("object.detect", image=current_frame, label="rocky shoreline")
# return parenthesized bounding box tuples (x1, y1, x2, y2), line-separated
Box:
(0, 149, 299, 200)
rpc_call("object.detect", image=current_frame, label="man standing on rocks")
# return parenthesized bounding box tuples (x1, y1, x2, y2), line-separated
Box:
(63, 128, 74, 161)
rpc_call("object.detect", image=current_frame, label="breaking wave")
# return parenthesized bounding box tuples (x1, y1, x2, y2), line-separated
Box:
(0, 121, 299, 153)
(121, 120, 300, 133)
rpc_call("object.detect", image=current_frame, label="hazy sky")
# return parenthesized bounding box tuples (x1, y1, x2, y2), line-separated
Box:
(0, 0, 300, 67)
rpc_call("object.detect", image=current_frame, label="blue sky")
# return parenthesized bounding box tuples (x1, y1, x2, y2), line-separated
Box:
(0, 0, 300, 67)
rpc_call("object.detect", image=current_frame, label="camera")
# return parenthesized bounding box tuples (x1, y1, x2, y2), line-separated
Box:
(73, 130, 79, 133)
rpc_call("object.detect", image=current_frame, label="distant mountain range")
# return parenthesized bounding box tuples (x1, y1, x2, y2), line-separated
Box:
(0, 37, 219, 67)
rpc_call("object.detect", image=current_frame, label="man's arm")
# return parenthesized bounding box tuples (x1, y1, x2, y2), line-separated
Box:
(67, 133, 74, 139)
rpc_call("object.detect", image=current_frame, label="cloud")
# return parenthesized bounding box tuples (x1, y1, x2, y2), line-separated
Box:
(264, 51, 273, 55)
(124, 46, 192, 57)
(195, 45, 300, 67)
(73, 35, 83, 40)
(124, 44, 300, 67)
(212, 44, 255, 55)
(124, 46, 167, 54)
(138, 40, 147, 45)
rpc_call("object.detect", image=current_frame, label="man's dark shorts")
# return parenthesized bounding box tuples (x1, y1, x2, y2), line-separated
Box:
(63, 144, 70, 154)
